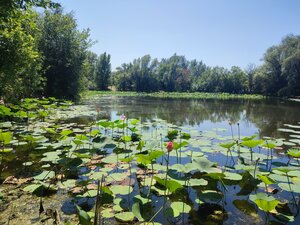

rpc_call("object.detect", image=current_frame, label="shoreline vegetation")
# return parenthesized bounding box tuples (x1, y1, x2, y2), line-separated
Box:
(82, 90, 265, 100)
(81, 91, 267, 99)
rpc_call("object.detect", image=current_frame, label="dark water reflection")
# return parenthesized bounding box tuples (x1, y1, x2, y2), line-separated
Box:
(85, 96, 300, 139)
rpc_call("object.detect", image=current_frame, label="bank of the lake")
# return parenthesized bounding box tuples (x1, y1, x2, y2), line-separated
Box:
(82, 91, 264, 100)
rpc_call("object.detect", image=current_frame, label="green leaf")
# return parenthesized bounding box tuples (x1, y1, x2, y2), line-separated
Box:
(33, 170, 55, 180)
(257, 174, 276, 185)
(130, 119, 140, 125)
(249, 192, 279, 212)
(262, 142, 277, 149)
(188, 157, 221, 173)
(114, 212, 135, 222)
(272, 166, 296, 174)
(241, 139, 264, 148)
(173, 141, 189, 150)
(219, 141, 236, 149)
(120, 156, 134, 163)
(97, 120, 111, 128)
(60, 129, 73, 137)
(136, 154, 151, 165)
(101, 208, 114, 218)
(107, 173, 128, 182)
(154, 176, 183, 193)
(137, 140, 144, 151)
(242, 135, 257, 141)
(121, 135, 131, 142)
(170, 201, 191, 217)
(149, 150, 164, 161)
(287, 148, 300, 158)
(132, 201, 144, 222)
(23, 184, 43, 193)
(278, 182, 300, 193)
(75, 205, 92, 225)
(1, 148, 13, 153)
(188, 178, 208, 186)
(0, 131, 12, 145)
(110, 185, 133, 195)
(181, 132, 191, 140)
(224, 172, 243, 181)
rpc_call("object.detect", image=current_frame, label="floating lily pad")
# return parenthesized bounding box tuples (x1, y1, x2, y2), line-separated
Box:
(33, 170, 55, 180)
(101, 208, 114, 218)
(170, 201, 191, 217)
(249, 192, 279, 212)
(110, 185, 133, 195)
(188, 178, 208, 186)
(224, 172, 243, 181)
(114, 212, 135, 222)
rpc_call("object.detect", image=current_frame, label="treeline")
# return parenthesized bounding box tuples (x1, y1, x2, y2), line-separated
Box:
(112, 34, 300, 96)
(0, 0, 110, 101)
(1, 1, 300, 101)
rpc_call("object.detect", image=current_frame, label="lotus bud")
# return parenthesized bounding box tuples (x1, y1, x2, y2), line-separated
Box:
(166, 142, 174, 152)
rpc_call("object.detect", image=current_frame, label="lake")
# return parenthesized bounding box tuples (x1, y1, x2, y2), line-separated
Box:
(86, 96, 300, 139)
(0, 95, 300, 225)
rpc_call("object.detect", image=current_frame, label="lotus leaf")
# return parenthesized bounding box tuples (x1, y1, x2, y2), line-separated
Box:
(170, 201, 191, 217)
(114, 212, 135, 222)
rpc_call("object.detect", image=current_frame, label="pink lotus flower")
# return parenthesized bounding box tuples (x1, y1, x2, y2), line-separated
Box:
(166, 142, 174, 152)
(121, 114, 126, 121)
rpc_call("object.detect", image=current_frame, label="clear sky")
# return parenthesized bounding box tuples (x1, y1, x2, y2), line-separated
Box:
(58, 0, 300, 70)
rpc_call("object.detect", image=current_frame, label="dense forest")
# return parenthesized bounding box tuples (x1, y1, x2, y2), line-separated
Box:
(112, 36, 300, 97)
(1, 0, 300, 101)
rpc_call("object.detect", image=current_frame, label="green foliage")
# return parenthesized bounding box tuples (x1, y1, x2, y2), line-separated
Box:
(37, 8, 91, 100)
(287, 148, 300, 158)
(0, 9, 44, 101)
(249, 192, 279, 212)
(154, 176, 183, 193)
(75, 205, 92, 225)
(95, 52, 111, 90)
(257, 34, 300, 97)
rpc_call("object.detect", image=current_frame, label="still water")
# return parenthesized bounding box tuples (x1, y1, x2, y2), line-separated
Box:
(86, 96, 300, 139)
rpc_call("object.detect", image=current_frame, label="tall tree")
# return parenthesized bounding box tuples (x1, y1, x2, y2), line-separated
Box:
(95, 52, 111, 90)
(38, 8, 91, 100)
(282, 51, 300, 96)
(82, 51, 98, 90)
(261, 34, 300, 96)
(245, 64, 256, 93)
(0, 9, 43, 100)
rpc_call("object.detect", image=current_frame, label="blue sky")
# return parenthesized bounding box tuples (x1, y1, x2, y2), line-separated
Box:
(58, 0, 300, 70)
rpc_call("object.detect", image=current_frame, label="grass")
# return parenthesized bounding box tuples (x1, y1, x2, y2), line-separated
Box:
(82, 90, 264, 100)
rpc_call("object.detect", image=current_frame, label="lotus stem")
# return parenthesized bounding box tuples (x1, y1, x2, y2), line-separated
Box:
(286, 172, 298, 209)
(179, 130, 182, 164)
(163, 151, 170, 212)
(147, 205, 163, 224)
(253, 158, 260, 179)
(237, 123, 240, 141)
(147, 163, 154, 198)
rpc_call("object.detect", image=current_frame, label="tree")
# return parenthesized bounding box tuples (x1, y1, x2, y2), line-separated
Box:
(95, 52, 111, 90)
(260, 34, 300, 96)
(82, 51, 98, 90)
(0, 9, 43, 100)
(245, 64, 256, 93)
(113, 63, 134, 91)
(282, 50, 300, 96)
(38, 8, 91, 100)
